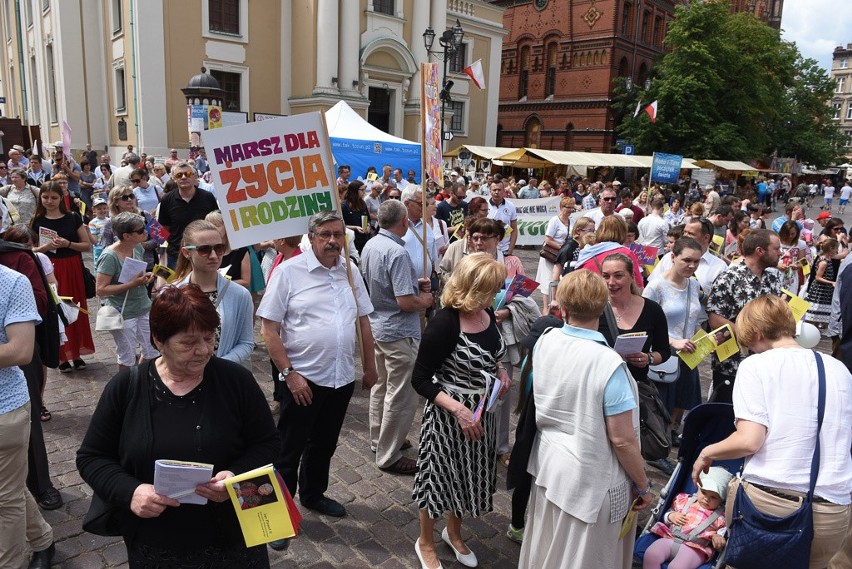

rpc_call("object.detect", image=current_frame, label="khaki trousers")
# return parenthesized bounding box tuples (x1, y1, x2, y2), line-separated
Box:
(727, 478, 851, 569)
(370, 337, 419, 469)
(0, 402, 52, 568)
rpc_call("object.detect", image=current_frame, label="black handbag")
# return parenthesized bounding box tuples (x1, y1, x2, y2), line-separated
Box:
(724, 351, 826, 569)
(81, 366, 141, 536)
(82, 264, 96, 299)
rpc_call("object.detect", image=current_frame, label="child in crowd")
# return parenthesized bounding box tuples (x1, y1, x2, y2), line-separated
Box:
(88, 198, 109, 268)
(805, 238, 838, 326)
(643, 466, 732, 569)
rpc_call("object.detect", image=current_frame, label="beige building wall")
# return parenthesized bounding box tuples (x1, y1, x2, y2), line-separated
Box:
(832, 44, 852, 160)
(0, 1, 504, 163)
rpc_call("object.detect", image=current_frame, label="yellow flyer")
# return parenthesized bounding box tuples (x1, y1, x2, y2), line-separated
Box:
(678, 324, 740, 369)
(225, 464, 300, 547)
(710, 234, 724, 254)
(780, 288, 811, 322)
(798, 256, 811, 277)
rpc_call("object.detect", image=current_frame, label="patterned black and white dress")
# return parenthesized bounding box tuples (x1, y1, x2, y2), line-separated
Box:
(805, 256, 837, 324)
(411, 308, 506, 519)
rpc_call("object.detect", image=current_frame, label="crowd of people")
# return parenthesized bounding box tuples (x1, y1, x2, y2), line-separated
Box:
(0, 145, 851, 569)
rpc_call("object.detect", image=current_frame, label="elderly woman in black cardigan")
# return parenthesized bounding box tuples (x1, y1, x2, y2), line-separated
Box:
(77, 285, 280, 568)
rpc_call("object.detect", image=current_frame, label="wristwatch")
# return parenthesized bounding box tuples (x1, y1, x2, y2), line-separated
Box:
(278, 367, 295, 381)
(647, 352, 654, 366)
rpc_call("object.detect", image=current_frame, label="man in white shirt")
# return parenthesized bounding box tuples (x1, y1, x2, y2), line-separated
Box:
(392, 168, 409, 191)
(637, 198, 670, 250)
(401, 185, 438, 278)
(839, 180, 852, 215)
(649, 216, 727, 297)
(94, 154, 117, 180)
(258, 211, 376, 523)
(487, 181, 519, 255)
(824, 182, 836, 212)
(580, 187, 624, 229)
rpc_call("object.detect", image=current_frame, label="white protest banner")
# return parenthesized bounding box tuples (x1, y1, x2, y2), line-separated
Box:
(507, 197, 561, 246)
(203, 112, 336, 250)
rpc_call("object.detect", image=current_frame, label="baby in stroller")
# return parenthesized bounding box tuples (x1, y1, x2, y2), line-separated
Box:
(643, 466, 732, 569)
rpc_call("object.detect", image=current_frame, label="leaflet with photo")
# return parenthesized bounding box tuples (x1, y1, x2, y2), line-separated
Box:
(225, 464, 302, 547)
(780, 288, 811, 322)
(613, 332, 648, 356)
(678, 324, 739, 369)
(38, 227, 59, 252)
(117, 256, 148, 284)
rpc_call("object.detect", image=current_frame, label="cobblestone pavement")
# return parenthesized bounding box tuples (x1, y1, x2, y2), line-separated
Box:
(36, 240, 834, 568)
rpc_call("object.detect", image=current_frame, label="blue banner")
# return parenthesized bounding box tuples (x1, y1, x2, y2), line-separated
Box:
(330, 137, 422, 183)
(650, 152, 683, 184)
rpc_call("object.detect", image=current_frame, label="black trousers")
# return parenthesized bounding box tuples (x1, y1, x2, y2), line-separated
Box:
(22, 346, 53, 497)
(710, 369, 736, 404)
(275, 378, 354, 504)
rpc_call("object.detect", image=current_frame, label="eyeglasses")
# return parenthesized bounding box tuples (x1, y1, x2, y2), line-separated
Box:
(120, 194, 136, 201)
(469, 233, 496, 242)
(388, 195, 400, 200)
(130, 178, 142, 184)
(171, 172, 193, 179)
(314, 231, 345, 240)
(184, 244, 226, 256)
(601, 197, 617, 202)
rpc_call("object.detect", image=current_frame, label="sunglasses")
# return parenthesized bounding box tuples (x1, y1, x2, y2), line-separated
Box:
(130, 227, 147, 235)
(120, 194, 136, 201)
(184, 244, 226, 256)
(171, 172, 193, 179)
(601, 197, 617, 202)
(388, 195, 400, 200)
(130, 178, 142, 184)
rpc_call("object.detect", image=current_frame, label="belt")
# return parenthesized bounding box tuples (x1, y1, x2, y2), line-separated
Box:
(749, 481, 830, 504)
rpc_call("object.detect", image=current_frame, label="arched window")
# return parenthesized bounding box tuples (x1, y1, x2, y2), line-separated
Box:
(519, 45, 530, 99)
(618, 57, 629, 78)
(525, 117, 542, 149)
(653, 16, 662, 46)
(565, 123, 574, 151)
(621, 1, 632, 36)
(546, 43, 558, 97)
(641, 10, 650, 43)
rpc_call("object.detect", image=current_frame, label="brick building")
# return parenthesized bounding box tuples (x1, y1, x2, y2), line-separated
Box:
(831, 44, 852, 161)
(493, 0, 783, 153)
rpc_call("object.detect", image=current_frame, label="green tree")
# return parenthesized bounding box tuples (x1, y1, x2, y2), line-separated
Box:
(613, 0, 844, 167)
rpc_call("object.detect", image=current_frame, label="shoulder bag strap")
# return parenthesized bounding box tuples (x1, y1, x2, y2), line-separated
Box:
(807, 351, 827, 502)
(214, 277, 231, 308)
(603, 303, 619, 346)
(682, 280, 693, 339)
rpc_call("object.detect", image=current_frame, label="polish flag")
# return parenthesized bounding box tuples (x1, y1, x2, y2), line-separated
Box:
(464, 59, 486, 90)
(644, 101, 658, 123)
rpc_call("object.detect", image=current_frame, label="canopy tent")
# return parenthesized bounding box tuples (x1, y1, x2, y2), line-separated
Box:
(695, 159, 756, 172)
(444, 145, 518, 160)
(490, 147, 554, 169)
(324, 101, 422, 181)
(494, 148, 699, 170)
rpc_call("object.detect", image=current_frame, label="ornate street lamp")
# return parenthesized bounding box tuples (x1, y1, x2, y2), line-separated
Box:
(423, 19, 465, 150)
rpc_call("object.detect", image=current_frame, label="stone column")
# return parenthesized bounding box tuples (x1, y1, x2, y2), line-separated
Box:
(315, 0, 339, 93)
(409, 1, 430, 103)
(430, 0, 447, 64)
(338, 0, 359, 94)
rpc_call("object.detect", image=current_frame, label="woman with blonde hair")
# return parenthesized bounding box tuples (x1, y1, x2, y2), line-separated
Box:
(412, 253, 511, 569)
(535, 196, 574, 315)
(519, 269, 651, 568)
(694, 296, 852, 569)
(204, 211, 251, 289)
(100, 186, 163, 270)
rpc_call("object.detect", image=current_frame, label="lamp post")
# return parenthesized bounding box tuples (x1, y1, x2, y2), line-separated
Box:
(423, 19, 464, 151)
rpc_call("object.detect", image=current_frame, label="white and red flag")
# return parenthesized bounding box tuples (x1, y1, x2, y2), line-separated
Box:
(644, 101, 658, 123)
(464, 59, 486, 90)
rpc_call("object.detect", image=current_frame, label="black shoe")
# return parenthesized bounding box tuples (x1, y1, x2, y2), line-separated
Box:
(58, 362, 72, 373)
(301, 496, 346, 517)
(671, 430, 681, 448)
(72, 359, 87, 370)
(37, 487, 63, 511)
(268, 538, 291, 551)
(647, 457, 676, 476)
(28, 542, 54, 569)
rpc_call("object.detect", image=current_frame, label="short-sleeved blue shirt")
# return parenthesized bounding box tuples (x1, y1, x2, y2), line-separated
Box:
(0, 264, 41, 414)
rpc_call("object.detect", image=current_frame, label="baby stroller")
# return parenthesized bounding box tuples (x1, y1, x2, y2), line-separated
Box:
(633, 403, 744, 569)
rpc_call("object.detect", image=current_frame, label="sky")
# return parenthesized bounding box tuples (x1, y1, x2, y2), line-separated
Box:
(779, 0, 852, 72)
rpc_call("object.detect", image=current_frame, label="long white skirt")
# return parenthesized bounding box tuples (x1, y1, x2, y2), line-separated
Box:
(518, 482, 635, 569)
(535, 256, 556, 295)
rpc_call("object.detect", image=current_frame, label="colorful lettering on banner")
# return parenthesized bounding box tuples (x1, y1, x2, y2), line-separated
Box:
(203, 113, 337, 250)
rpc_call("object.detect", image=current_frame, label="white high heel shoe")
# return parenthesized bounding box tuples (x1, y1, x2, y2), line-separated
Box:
(441, 527, 478, 567)
(415, 539, 444, 569)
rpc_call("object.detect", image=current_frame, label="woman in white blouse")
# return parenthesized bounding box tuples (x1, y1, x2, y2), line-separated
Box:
(693, 296, 852, 569)
(534, 197, 573, 315)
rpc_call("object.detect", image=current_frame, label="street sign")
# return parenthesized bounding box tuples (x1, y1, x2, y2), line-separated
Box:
(615, 138, 626, 148)
(623, 145, 635, 155)
(443, 131, 454, 141)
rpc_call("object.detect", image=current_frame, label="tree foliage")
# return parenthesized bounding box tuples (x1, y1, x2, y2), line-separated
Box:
(613, 0, 845, 167)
